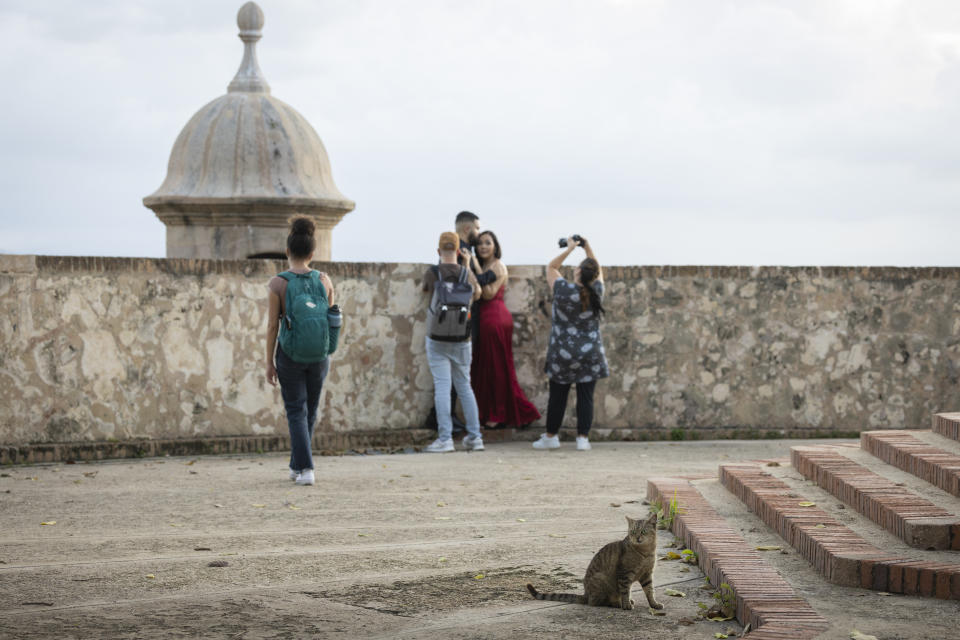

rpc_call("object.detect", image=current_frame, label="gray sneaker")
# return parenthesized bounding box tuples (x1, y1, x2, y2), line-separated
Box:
(426, 438, 455, 453)
(462, 435, 484, 451)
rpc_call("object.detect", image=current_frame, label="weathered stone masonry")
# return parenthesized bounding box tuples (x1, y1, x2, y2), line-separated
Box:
(2, 255, 959, 450)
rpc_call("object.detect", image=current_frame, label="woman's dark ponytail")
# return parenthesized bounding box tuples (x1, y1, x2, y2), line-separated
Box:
(578, 258, 605, 316)
(287, 215, 317, 259)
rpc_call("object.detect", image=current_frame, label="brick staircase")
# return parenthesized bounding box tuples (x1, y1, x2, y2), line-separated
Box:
(651, 413, 960, 637)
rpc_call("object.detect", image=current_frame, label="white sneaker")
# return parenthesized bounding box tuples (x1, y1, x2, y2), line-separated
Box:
(532, 434, 560, 450)
(462, 435, 484, 451)
(289, 468, 299, 481)
(295, 469, 315, 485)
(426, 438, 455, 453)
(576, 436, 591, 451)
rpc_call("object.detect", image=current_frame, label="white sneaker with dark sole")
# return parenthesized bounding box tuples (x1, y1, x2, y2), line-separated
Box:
(426, 438, 455, 453)
(532, 434, 560, 450)
(462, 435, 484, 451)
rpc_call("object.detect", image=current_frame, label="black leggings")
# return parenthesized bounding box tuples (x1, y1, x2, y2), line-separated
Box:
(545, 379, 597, 436)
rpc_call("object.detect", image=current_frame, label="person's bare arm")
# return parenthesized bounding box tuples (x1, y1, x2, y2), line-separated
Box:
(265, 290, 281, 387)
(481, 261, 508, 300)
(547, 239, 577, 289)
(319, 272, 335, 306)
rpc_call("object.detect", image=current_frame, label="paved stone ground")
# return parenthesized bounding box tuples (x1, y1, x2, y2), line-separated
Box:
(1, 439, 958, 639)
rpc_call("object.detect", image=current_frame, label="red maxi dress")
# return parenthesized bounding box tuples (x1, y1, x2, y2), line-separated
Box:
(470, 285, 541, 426)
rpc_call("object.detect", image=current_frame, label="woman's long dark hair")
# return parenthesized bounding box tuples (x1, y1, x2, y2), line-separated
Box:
(578, 258, 604, 316)
(476, 230, 502, 268)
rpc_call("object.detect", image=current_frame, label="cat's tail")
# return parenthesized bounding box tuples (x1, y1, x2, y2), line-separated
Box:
(526, 583, 587, 604)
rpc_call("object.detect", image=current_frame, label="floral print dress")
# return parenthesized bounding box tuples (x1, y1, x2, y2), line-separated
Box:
(544, 278, 609, 384)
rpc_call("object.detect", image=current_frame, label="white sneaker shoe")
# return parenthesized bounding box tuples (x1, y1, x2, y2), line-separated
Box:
(426, 438, 455, 453)
(462, 435, 484, 451)
(576, 436, 591, 451)
(295, 469, 315, 485)
(289, 468, 299, 481)
(532, 434, 560, 450)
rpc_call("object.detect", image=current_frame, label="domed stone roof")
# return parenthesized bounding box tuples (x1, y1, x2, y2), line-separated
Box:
(143, 2, 354, 260)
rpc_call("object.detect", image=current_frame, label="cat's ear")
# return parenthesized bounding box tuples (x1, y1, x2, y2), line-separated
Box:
(647, 511, 658, 524)
(625, 516, 635, 527)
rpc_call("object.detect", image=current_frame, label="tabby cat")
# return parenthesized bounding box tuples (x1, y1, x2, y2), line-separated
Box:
(526, 512, 663, 611)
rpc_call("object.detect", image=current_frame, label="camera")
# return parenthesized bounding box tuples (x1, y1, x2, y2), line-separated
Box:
(558, 234, 583, 248)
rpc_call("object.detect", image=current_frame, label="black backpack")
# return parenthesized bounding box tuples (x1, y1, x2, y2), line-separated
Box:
(426, 265, 473, 341)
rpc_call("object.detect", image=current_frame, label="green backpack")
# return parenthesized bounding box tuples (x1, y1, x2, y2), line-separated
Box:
(277, 270, 331, 363)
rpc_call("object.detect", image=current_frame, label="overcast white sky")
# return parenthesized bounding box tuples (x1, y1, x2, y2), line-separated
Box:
(1, 0, 959, 266)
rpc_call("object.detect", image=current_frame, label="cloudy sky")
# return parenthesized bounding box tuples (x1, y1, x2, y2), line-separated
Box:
(1, 0, 959, 266)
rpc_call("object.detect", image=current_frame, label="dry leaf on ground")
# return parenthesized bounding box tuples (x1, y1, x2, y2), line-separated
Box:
(755, 545, 782, 551)
(798, 502, 816, 507)
(664, 588, 686, 597)
(40, 521, 56, 526)
(850, 631, 878, 640)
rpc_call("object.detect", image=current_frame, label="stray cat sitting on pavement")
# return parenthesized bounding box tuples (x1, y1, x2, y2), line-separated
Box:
(527, 511, 663, 611)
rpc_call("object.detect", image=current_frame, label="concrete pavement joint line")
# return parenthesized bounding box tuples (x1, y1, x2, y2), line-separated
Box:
(0, 529, 622, 571)
(0, 519, 620, 544)
(719, 461, 960, 599)
(0, 565, 510, 617)
(362, 602, 570, 640)
(647, 476, 828, 639)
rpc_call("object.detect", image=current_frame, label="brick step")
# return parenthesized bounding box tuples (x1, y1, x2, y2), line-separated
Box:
(861, 430, 960, 498)
(791, 445, 960, 549)
(647, 477, 828, 639)
(719, 462, 960, 599)
(933, 412, 960, 441)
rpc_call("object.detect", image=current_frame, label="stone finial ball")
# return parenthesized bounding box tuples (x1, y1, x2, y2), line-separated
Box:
(237, 2, 265, 31)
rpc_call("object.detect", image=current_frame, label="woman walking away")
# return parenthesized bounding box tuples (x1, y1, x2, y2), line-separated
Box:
(265, 216, 342, 486)
(469, 231, 541, 428)
(533, 235, 608, 451)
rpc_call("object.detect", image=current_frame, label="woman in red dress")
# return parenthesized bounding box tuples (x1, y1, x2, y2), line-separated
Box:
(469, 231, 541, 428)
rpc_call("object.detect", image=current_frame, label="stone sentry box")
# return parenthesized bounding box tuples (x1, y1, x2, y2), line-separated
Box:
(142, 2, 354, 262)
(2, 255, 959, 454)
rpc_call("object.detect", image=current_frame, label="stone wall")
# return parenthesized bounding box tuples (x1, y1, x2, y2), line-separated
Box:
(2, 254, 959, 447)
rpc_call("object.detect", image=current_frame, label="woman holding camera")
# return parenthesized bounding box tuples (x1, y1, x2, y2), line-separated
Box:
(532, 235, 608, 451)
(469, 231, 541, 428)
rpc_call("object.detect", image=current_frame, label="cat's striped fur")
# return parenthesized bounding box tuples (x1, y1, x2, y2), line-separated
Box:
(526, 512, 663, 611)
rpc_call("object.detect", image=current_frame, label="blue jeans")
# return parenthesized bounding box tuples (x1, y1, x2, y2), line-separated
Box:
(275, 346, 330, 472)
(425, 337, 481, 441)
